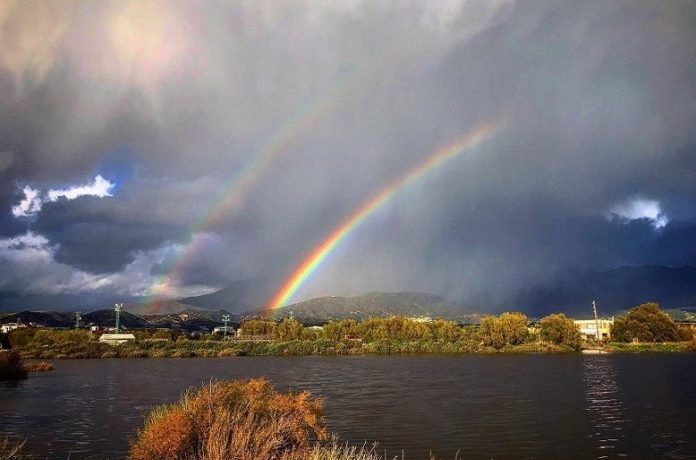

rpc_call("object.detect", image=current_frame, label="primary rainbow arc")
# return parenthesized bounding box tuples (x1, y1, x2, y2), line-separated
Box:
(268, 120, 499, 309)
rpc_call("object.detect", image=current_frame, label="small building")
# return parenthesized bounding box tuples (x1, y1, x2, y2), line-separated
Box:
(0, 323, 23, 334)
(408, 316, 433, 323)
(574, 318, 614, 341)
(213, 326, 235, 335)
(99, 333, 136, 345)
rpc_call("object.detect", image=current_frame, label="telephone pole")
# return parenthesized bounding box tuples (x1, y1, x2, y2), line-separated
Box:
(114, 303, 123, 334)
(592, 300, 601, 343)
(75, 310, 82, 329)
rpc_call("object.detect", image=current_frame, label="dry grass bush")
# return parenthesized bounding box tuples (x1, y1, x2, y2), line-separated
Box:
(0, 437, 28, 460)
(300, 441, 383, 460)
(129, 378, 327, 460)
(22, 361, 53, 372)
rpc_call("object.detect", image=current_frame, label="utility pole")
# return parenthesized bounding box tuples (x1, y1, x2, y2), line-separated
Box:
(222, 314, 230, 338)
(114, 303, 123, 334)
(592, 300, 601, 343)
(75, 310, 82, 329)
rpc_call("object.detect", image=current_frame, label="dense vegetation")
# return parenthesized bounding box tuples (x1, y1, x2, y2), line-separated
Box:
(6, 314, 576, 359)
(4, 305, 695, 359)
(611, 303, 693, 343)
(539, 313, 582, 350)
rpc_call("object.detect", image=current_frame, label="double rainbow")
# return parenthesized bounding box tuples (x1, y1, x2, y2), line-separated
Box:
(145, 64, 379, 304)
(268, 120, 499, 309)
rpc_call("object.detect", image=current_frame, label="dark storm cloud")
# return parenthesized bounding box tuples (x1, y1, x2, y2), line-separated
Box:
(32, 196, 185, 273)
(1, 0, 695, 311)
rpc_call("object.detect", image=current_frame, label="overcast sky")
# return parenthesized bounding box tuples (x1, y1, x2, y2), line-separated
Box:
(1, 0, 695, 312)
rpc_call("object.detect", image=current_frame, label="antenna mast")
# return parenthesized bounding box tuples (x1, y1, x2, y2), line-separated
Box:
(592, 300, 600, 342)
(114, 303, 123, 334)
(222, 314, 230, 337)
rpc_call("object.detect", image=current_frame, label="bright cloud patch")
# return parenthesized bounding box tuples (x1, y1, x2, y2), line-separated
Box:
(12, 175, 115, 217)
(46, 175, 114, 201)
(11, 185, 42, 217)
(609, 198, 669, 229)
(0, 231, 178, 296)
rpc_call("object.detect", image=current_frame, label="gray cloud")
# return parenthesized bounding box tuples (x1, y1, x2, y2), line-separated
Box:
(1, 0, 695, 311)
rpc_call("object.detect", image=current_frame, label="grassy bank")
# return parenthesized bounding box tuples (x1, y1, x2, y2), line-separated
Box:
(6, 312, 693, 359)
(5, 315, 584, 359)
(606, 341, 693, 353)
(11, 336, 575, 360)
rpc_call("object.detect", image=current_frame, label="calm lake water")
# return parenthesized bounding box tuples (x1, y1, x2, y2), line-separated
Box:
(1, 354, 695, 459)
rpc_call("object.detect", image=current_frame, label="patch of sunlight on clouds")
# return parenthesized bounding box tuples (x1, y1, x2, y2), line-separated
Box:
(12, 175, 114, 217)
(608, 198, 669, 229)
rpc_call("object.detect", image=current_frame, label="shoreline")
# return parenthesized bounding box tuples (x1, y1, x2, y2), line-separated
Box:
(11, 339, 693, 360)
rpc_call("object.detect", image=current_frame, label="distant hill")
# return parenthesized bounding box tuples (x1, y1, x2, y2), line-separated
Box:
(82, 309, 150, 329)
(141, 309, 240, 331)
(274, 292, 481, 323)
(0, 310, 74, 328)
(517, 265, 696, 316)
(179, 279, 272, 314)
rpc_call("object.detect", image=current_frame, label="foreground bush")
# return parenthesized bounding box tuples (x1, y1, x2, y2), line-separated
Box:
(130, 379, 327, 460)
(0, 351, 28, 381)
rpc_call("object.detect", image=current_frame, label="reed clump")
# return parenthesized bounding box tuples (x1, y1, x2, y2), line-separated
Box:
(129, 378, 327, 460)
(22, 361, 53, 373)
(0, 437, 28, 460)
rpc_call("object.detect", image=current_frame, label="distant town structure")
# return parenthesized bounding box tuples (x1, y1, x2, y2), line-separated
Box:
(213, 325, 236, 335)
(1, 323, 23, 334)
(408, 316, 433, 323)
(574, 318, 614, 341)
(99, 333, 136, 345)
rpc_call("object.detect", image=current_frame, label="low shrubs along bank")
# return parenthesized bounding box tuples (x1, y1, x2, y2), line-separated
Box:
(7, 314, 576, 359)
(6, 306, 694, 359)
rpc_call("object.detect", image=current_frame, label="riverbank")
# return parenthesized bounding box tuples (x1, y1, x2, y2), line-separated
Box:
(9, 336, 695, 360)
(606, 341, 694, 353)
(12, 337, 576, 359)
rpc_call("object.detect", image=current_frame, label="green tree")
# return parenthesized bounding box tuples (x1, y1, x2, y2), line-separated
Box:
(540, 313, 581, 350)
(240, 320, 276, 336)
(480, 312, 529, 349)
(274, 318, 303, 341)
(611, 303, 680, 342)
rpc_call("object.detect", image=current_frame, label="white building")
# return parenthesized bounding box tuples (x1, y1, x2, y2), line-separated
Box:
(99, 333, 136, 345)
(574, 318, 614, 341)
(0, 323, 22, 334)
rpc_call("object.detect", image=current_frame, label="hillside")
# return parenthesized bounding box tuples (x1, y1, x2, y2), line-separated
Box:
(179, 279, 271, 313)
(82, 310, 150, 329)
(0, 311, 74, 328)
(274, 292, 481, 323)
